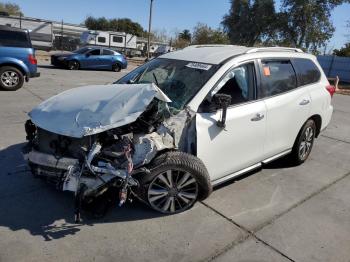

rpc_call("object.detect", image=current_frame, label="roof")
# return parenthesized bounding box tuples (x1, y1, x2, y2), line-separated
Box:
(0, 25, 28, 33)
(160, 45, 304, 65)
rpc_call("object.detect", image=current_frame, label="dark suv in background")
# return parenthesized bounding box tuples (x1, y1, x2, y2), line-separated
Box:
(0, 25, 40, 91)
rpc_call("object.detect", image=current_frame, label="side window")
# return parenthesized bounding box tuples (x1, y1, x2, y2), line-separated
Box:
(97, 36, 106, 43)
(87, 49, 100, 56)
(259, 60, 297, 98)
(0, 30, 31, 48)
(113, 36, 123, 43)
(213, 63, 255, 105)
(102, 49, 114, 55)
(292, 58, 321, 86)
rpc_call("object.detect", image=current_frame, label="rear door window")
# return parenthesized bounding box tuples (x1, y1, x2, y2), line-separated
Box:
(292, 58, 321, 86)
(259, 60, 297, 98)
(0, 30, 31, 48)
(102, 49, 114, 55)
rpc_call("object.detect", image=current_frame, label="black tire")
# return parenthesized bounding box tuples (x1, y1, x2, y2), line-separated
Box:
(290, 119, 316, 165)
(137, 151, 212, 214)
(67, 60, 80, 70)
(112, 63, 122, 72)
(0, 66, 24, 91)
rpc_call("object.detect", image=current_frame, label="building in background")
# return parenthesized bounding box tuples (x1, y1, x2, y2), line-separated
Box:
(0, 14, 173, 56)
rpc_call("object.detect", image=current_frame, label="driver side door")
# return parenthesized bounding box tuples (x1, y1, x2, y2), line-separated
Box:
(196, 61, 267, 184)
(80, 48, 101, 69)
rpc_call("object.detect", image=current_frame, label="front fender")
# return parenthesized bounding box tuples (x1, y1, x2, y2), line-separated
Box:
(0, 57, 30, 75)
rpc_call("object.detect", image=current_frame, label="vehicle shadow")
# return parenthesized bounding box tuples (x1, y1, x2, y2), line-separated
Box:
(0, 142, 164, 241)
(37, 65, 117, 72)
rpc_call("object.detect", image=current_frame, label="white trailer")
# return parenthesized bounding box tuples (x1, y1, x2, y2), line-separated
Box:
(0, 15, 53, 50)
(81, 30, 137, 51)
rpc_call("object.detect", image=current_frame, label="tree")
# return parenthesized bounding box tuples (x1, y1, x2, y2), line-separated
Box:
(333, 43, 350, 56)
(277, 0, 344, 53)
(222, 0, 277, 46)
(84, 16, 146, 37)
(179, 29, 192, 42)
(0, 2, 23, 16)
(192, 23, 229, 45)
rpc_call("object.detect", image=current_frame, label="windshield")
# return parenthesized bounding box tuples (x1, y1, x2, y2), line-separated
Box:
(116, 58, 220, 110)
(74, 47, 91, 54)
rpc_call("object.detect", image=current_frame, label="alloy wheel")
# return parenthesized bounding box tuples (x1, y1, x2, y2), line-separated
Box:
(1, 71, 19, 88)
(147, 169, 198, 214)
(299, 126, 314, 160)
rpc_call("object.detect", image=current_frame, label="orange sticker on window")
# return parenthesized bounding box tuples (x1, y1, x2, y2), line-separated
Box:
(263, 66, 271, 76)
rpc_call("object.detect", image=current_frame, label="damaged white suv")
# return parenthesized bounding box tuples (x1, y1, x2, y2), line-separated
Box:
(25, 45, 334, 219)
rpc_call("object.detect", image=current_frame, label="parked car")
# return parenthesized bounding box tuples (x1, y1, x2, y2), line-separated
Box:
(0, 25, 40, 91)
(25, 45, 334, 219)
(51, 46, 128, 72)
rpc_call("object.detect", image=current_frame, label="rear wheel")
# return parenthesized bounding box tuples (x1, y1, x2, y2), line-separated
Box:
(138, 151, 212, 214)
(67, 60, 80, 70)
(112, 63, 121, 72)
(0, 66, 24, 91)
(290, 119, 316, 165)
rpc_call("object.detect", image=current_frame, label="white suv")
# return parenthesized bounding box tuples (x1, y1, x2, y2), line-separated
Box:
(25, 45, 334, 218)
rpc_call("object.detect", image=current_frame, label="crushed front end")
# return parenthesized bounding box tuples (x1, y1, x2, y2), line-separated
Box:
(23, 83, 198, 221)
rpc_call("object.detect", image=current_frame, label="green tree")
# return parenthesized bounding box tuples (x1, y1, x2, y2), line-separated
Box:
(222, 0, 276, 46)
(333, 43, 350, 56)
(84, 16, 146, 37)
(0, 2, 23, 16)
(277, 0, 345, 53)
(192, 23, 229, 45)
(179, 29, 192, 42)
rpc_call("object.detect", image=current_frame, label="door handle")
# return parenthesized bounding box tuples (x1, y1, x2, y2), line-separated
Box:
(251, 113, 264, 121)
(299, 99, 310, 105)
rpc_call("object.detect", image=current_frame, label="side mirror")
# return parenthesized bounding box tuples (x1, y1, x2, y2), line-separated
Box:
(85, 53, 90, 57)
(213, 93, 231, 128)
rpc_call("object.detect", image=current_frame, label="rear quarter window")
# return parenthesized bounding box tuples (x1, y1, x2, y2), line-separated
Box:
(292, 58, 321, 86)
(0, 30, 31, 48)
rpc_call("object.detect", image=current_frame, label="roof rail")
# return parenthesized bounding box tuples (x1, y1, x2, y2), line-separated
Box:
(245, 47, 303, 54)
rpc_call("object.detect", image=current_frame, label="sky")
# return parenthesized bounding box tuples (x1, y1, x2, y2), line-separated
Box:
(9, 0, 350, 50)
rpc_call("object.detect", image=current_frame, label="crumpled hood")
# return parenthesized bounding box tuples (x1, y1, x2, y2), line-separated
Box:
(29, 83, 171, 138)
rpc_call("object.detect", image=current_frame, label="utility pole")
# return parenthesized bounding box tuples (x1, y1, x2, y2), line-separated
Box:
(147, 0, 154, 60)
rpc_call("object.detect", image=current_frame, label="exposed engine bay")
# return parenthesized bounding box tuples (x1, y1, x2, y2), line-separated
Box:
(24, 84, 197, 221)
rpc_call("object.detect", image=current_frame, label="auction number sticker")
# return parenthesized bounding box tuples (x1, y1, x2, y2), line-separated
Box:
(186, 62, 212, 70)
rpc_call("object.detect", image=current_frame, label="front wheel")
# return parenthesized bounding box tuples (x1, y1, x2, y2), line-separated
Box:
(290, 119, 316, 165)
(67, 60, 80, 70)
(0, 66, 24, 91)
(138, 151, 212, 214)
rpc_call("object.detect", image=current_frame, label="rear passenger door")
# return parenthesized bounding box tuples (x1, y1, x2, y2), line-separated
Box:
(259, 59, 311, 159)
(100, 49, 115, 69)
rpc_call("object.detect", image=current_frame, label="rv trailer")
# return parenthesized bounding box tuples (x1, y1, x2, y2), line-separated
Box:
(81, 31, 137, 51)
(0, 15, 53, 50)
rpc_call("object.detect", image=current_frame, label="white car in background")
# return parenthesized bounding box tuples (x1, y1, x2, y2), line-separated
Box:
(25, 45, 334, 219)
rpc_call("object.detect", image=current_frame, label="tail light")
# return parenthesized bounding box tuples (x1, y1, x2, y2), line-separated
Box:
(28, 54, 37, 65)
(326, 85, 336, 98)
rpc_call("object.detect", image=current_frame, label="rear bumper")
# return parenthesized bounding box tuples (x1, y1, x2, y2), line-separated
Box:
(30, 72, 40, 78)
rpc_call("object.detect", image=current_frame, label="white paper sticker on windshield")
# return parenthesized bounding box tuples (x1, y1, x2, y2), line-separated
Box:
(186, 62, 212, 71)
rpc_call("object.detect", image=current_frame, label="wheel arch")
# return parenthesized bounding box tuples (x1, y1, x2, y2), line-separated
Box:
(309, 114, 322, 138)
(0, 62, 27, 76)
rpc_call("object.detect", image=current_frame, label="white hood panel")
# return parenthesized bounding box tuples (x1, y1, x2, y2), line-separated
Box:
(29, 83, 171, 138)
